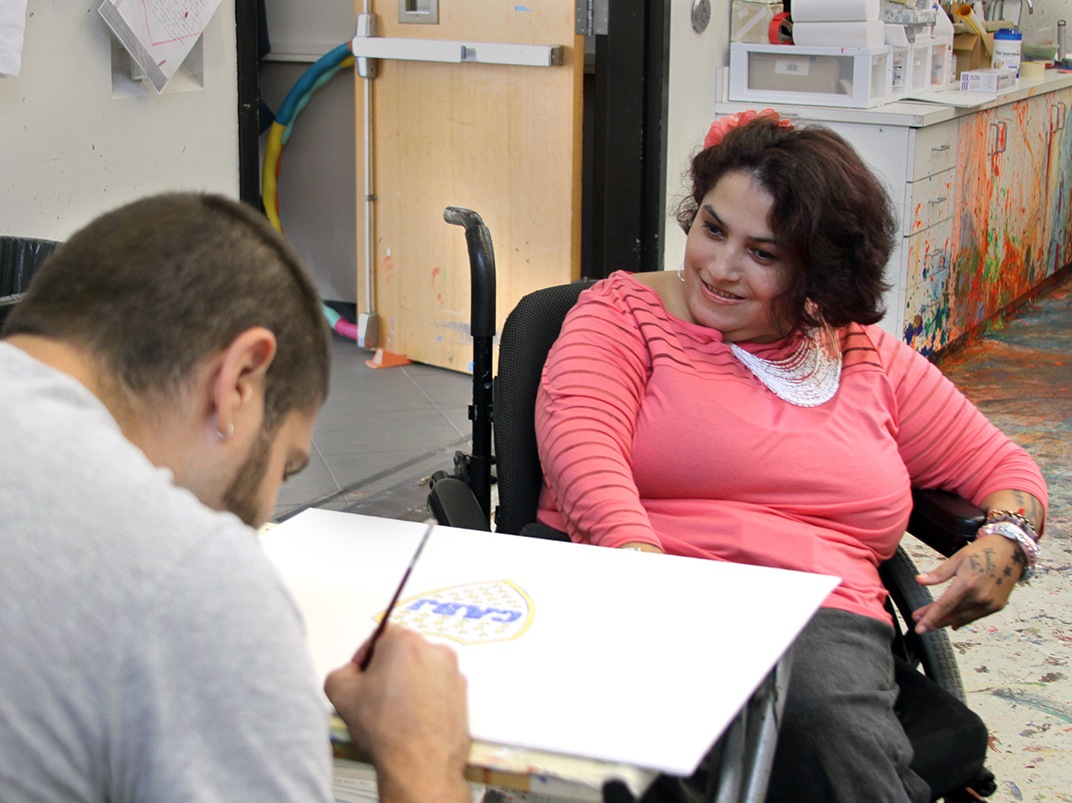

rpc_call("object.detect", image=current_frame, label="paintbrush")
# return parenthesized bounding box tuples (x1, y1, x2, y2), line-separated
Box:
(359, 522, 434, 670)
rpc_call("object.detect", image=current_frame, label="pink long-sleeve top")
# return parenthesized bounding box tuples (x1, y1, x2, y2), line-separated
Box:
(535, 272, 1048, 622)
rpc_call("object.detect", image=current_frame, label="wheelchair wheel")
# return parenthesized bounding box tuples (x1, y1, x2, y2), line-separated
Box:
(880, 545, 966, 702)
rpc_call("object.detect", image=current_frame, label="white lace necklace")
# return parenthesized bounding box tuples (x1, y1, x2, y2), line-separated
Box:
(729, 326, 842, 407)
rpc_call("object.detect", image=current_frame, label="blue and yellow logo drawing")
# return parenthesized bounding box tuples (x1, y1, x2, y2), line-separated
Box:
(377, 579, 534, 644)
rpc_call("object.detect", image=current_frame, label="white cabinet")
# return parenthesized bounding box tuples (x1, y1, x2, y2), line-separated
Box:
(899, 121, 958, 354)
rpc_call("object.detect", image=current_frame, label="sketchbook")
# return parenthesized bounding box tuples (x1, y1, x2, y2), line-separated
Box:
(259, 508, 838, 777)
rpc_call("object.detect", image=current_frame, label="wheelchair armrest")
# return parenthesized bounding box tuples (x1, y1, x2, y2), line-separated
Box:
(518, 521, 572, 542)
(907, 488, 986, 558)
(427, 477, 491, 531)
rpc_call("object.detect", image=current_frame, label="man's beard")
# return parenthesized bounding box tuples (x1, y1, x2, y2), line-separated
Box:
(222, 425, 272, 527)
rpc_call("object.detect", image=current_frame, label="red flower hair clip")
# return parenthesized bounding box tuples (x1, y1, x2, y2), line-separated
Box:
(703, 109, 793, 149)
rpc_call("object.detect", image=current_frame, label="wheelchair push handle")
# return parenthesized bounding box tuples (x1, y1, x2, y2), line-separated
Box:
(444, 206, 496, 338)
(443, 206, 496, 524)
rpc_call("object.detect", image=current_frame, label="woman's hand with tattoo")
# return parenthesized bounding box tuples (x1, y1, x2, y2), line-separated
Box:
(911, 534, 1025, 634)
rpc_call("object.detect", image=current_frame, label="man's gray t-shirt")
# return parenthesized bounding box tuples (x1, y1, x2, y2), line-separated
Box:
(0, 342, 332, 801)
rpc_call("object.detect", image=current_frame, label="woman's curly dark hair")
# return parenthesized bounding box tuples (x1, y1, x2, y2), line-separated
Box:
(675, 116, 896, 332)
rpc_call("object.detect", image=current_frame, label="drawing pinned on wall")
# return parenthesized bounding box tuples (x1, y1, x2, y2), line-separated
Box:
(0, 0, 28, 78)
(98, 0, 222, 92)
(376, 580, 534, 645)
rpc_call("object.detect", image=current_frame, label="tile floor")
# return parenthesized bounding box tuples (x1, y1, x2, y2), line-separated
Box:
(272, 339, 474, 524)
(278, 272, 1071, 801)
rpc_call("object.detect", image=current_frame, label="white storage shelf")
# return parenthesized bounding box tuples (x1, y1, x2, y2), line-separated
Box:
(729, 42, 893, 109)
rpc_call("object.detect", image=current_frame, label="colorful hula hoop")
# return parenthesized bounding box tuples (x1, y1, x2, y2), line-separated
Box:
(261, 42, 359, 340)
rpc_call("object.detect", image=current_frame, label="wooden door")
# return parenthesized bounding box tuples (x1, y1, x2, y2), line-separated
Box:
(355, 1, 583, 371)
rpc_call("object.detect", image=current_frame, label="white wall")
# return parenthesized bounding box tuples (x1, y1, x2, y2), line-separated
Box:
(262, 0, 356, 58)
(664, 0, 732, 273)
(0, 0, 239, 241)
(1019, 0, 1072, 57)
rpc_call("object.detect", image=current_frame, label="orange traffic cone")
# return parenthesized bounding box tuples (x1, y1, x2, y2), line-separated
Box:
(365, 348, 412, 369)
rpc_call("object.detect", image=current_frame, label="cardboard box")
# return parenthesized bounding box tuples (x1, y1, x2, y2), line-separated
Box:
(952, 31, 994, 77)
(951, 19, 1016, 78)
(960, 67, 1016, 92)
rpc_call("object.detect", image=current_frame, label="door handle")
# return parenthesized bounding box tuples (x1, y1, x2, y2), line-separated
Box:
(351, 36, 565, 67)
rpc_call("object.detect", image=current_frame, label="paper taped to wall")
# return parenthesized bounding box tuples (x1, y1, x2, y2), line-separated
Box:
(97, 0, 222, 92)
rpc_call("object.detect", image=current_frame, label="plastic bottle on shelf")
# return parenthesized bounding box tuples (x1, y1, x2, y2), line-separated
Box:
(992, 28, 1023, 78)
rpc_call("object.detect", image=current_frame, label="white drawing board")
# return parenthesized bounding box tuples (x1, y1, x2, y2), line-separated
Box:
(259, 509, 839, 776)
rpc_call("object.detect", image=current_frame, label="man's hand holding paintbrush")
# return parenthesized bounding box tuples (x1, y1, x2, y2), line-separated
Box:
(324, 525, 470, 802)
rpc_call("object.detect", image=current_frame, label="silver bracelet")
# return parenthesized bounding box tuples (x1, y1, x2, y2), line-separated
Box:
(986, 509, 1040, 541)
(976, 521, 1041, 583)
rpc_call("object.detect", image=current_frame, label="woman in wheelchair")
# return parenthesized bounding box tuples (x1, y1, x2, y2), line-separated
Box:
(533, 112, 1047, 802)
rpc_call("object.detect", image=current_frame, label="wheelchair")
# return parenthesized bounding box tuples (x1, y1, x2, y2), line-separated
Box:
(427, 207, 996, 802)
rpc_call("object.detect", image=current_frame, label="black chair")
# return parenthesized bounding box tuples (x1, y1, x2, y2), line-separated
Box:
(428, 208, 996, 802)
(0, 236, 59, 329)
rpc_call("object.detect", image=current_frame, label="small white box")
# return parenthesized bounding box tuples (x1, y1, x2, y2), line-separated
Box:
(959, 67, 1016, 92)
(728, 42, 893, 108)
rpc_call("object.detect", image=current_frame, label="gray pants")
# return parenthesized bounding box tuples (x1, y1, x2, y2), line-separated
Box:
(640, 609, 931, 803)
(765, 608, 931, 803)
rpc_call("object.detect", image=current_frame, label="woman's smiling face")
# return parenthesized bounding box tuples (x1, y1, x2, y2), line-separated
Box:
(681, 170, 795, 344)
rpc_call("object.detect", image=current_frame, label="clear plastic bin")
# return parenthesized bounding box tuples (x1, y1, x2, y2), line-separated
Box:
(909, 40, 933, 93)
(729, 43, 893, 108)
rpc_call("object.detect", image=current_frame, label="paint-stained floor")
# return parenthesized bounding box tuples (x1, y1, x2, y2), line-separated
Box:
(282, 272, 1072, 801)
(909, 272, 1072, 802)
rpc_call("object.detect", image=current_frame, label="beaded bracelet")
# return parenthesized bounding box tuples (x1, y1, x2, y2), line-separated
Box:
(976, 520, 1041, 583)
(986, 509, 1040, 542)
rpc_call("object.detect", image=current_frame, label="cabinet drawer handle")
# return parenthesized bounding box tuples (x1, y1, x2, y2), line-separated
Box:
(930, 144, 951, 152)
(989, 121, 1008, 155)
(928, 196, 948, 205)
